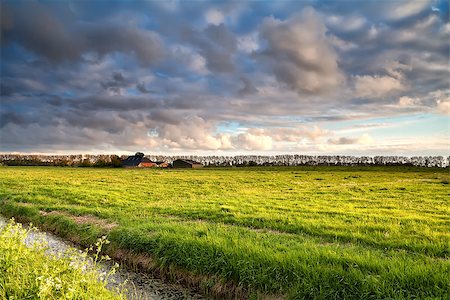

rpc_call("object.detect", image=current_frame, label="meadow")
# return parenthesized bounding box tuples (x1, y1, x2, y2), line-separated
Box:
(0, 166, 449, 299)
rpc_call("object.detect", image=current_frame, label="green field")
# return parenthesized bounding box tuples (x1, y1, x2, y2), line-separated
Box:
(0, 166, 449, 299)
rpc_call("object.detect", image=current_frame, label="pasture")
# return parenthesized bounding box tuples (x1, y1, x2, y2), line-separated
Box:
(0, 166, 449, 299)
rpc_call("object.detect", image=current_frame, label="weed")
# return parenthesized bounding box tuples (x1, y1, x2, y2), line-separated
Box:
(0, 218, 126, 299)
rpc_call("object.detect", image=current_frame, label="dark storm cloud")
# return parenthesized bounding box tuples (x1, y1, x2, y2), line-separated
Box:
(78, 22, 164, 66)
(1, 1, 78, 61)
(0, 111, 27, 127)
(0, 82, 14, 97)
(136, 82, 153, 94)
(2, 1, 164, 65)
(100, 72, 129, 95)
(238, 77, 258, 96)
(148, 110, 184, 125)
(67, 95, 161, 112)
(181, 23, 237, 73)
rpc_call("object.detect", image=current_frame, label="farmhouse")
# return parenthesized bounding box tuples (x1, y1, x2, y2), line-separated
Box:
(172, 159, 203, 168)
(121, 152, 156, 168)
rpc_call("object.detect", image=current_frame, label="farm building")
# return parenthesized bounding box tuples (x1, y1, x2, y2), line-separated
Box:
(172, 159, 203, 168)
(122, 152, 156, 168)
(155, 161, 169, 168)
(138, 158, 156, 167)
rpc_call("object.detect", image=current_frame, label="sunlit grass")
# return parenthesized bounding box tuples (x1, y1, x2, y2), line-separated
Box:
(0, 218, 125, 299)
(0, 166, 449, 298)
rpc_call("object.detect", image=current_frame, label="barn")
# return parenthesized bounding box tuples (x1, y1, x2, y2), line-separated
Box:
(172, 159, 203, 168)
(122, 152, 156, 168)
(138, 158, 156, 168)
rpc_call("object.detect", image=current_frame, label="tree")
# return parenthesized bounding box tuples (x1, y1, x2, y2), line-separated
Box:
(110, 155, 122, 168)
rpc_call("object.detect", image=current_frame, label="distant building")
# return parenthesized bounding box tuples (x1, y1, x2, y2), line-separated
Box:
(122, 152, 156, 168)
(154, 161, 169, 168)
(172, 159, 203, 168)
(138, 158, 156, 168)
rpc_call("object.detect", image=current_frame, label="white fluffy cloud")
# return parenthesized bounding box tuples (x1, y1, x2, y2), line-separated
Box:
(237, 34, 259, 53)
(425, 90, 450, 115)
(354, 75, 405, 98)
(385, 0, 433, 20)
(235, 130, 273, 150)
(149, 116, 233, 150)
(205, 8, 225, 25)
(231, 126, 330, 151)
(354, 61, 410, 99)
(398, 96, 421, 107)
(144, 120, 333, 151)
(263, 126, 329, 142)
(326, 15, 366, 32)
(436, 99, 450, 116)
(171, 45, 209, 74)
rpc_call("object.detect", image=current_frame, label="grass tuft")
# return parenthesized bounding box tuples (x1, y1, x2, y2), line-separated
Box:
(0, 218, 126, 299)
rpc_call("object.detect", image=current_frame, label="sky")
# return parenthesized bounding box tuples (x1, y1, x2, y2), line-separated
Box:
(0, 0, 449, 156)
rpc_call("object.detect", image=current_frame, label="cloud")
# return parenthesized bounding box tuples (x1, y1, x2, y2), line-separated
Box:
(328, 35, 358, 51)
(2, 2, 165, 65)
(66, 95, 160, 112)
(0, 111, 27, 128)
(237, 34, 259, 53)
(353, 61, 411, 99)
(263, 126, 329, 142)
(169, 45, 209, 75)
(354, 75, 405, 98)
(78, 22, 165, 66)
(436, 99, 450, 115)
(205, 8, 225, 25)
(238, 77, 258, 96)
(148, 116, 233, 150)
(326, 14, 366, 32)
(136, 82, 152, 94)
(398, 96, 421, 106)
(233, 128, 274, 150)
(257, 7, 345, 95)
(433, 90, 450, 115)
(328, 133, 374, 145)
(2, 1, 78, 61)
(385, 0, 433, 21)
(223, 125, 330, 151)
(184, 23, 237, 73)
(234, 130, 273, 150)
(142, 120, 331, 151)
(100, 72, 130, 95)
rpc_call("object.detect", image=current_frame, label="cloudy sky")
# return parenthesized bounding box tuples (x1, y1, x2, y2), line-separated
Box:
(1, 0, 449, 155)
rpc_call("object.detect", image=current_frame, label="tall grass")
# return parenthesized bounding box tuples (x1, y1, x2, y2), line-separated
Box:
(0, 218, 125, 299)
(0, 166, 449, 298)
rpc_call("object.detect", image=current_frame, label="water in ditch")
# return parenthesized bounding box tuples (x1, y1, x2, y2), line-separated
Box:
(0, 216, 205, 300)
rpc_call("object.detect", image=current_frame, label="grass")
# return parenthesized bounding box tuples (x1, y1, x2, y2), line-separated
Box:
(0, 166, 449, 299)
(0, 218, 125, 299)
